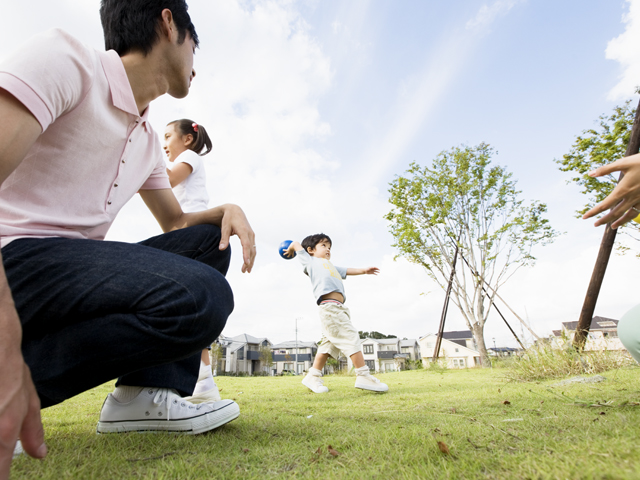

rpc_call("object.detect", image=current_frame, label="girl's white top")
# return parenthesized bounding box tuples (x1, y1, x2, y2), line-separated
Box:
(169, 149, 209, 213)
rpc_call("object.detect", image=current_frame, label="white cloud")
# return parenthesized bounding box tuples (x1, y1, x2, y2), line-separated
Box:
(606, 0, 640, 99)
(466, 0, 522, 33)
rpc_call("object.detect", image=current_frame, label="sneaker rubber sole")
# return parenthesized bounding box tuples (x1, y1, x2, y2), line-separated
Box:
(96, 399, 239, 435)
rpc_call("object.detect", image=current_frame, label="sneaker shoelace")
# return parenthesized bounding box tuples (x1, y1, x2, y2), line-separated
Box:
(152, 389, 203, 421)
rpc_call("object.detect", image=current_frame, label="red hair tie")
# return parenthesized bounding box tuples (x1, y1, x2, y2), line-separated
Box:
(192, 122, 199, 132)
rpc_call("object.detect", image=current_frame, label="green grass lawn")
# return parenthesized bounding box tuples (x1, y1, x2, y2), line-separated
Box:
(10, 367, 640, 479)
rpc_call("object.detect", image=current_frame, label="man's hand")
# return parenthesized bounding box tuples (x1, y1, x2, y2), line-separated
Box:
(0, 324, 46, 479)
(583, 153, 640, 228)
(218, 204, 256, 273)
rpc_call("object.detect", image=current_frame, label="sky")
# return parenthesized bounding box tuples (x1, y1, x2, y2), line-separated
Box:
(1, 0, 640, 349)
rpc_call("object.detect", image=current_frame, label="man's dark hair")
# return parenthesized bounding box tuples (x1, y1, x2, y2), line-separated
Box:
(100, 0, 199, 56)
(301, 233, 332, 254)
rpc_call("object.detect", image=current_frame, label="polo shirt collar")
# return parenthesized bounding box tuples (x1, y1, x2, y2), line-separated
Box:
(98, 50, 151, 131)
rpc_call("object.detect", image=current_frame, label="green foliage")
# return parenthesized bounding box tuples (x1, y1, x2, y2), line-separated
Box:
(358, 330, 397, 339)
(386, 144, 558, 364)
(556, 100, 635, 217)
(258, 345, 273, 372)
(555, 100, 640, 254)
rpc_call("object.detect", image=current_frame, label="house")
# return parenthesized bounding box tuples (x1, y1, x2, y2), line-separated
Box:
(400, 339, 421, 361)
(218, 334, 272, 375)
(419, 331, 481, 368)
(270, 341, 318, 375)
(347, 337, 414, 373)
(553, 316, 624, 351)
(488, 347, 520, 357)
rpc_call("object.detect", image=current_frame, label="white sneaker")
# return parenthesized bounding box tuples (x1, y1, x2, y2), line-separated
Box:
(302, 373, 329, 393)
(13, 440, 23, 459)
(183, 385, 222, 404)
(96, 387, 239, 434)
(355, 374, 389, 392)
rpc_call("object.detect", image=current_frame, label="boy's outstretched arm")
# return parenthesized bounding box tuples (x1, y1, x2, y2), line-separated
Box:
(283, 241, 303, 258)
(346, 267, 379, 276)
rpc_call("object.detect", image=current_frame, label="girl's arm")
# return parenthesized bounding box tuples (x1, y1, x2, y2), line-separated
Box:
(346, 267, 379, 276)
(166, 162, 193, 188)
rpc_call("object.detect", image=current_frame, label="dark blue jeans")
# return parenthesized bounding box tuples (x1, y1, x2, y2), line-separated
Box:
(2, 225, 233, 408)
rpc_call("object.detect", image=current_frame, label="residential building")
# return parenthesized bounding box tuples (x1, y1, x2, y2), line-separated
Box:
(349, 337, 414, 372)
(219, 334, 272, 375)
(270, 341, 318, 375)
(419, 331, 481, 368)
(552, 316, 624, 351)
(400, 339, 421, 361)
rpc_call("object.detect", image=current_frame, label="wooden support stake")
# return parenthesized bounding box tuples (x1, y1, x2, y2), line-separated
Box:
(433, 240, 460, 362)
(573, 98, 640, 350)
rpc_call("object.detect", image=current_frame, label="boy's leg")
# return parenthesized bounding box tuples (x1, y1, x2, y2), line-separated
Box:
(312, 353, 330, 370)
(3, 225, 233, 408)
(350, 351, 365, 369)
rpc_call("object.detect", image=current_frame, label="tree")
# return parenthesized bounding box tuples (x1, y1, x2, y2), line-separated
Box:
(259, 345, 273, 374)
(358, 331, 397, 339)
(209, 342, 223, 375)
(555, 99, 639, 254)
(386, 143, 558, 366)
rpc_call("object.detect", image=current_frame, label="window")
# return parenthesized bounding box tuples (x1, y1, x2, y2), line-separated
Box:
(455, 348, 459, 353)
(459, 358, 465, 367)
(283, 363, 293, 370)
(238, 347, 244, 360)
(363, 344, 374, 354)
(426, 342, 434, 348)
(452, 359, 458, 367)
(365, 360, 376, 371)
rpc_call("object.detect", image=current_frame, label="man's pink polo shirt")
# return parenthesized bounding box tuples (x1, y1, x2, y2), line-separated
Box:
(0, 29, 171, 247)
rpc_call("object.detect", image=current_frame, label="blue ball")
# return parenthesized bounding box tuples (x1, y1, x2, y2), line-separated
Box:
(279, 240, 293, 259)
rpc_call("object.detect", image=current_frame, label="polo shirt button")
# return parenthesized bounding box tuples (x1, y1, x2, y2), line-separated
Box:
(122, 159, 125, 163)
(108, 201, 112, 205)
(114, 184, 118, 187)
(128, 139, 132, 142)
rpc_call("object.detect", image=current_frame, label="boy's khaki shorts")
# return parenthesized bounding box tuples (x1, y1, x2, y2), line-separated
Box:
(317, 302, 360, 359)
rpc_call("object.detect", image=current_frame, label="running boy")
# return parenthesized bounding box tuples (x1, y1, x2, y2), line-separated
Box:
(284, 234, 388, 393)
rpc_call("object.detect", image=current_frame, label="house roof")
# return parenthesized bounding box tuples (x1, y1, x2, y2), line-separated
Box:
(562, 317, 618, 332)
(270, 340, 317, 349)
(552, 330, 562, 337)
(442, 330, 473, 340)
(376, 338, 400, 345)
(400, 339, 418, 347)
(229, 333, 271, 345)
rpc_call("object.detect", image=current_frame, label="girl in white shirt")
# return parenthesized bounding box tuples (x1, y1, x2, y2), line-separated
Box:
(163, 119, 219, 403)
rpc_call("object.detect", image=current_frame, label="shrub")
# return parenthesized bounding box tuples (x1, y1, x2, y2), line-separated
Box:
(505, 344, 636, 382)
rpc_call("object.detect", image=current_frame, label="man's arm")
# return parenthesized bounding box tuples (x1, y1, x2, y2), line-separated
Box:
(0, 88, 47, 477)
(346, 267, 379, 276)
(138, 188, 256, 273)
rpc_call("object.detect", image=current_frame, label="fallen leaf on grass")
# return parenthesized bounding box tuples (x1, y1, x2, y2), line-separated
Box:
(242, 448, 249, 453)
(450, 407, 457, 414)
(599, 411, 606, 415)
(437, 441, 450, 455)
(327, 445, 340, 457)
(502, 400, 511, 405)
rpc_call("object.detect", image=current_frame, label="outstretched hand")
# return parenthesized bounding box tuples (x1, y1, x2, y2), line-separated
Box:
(218, 204, 256, 273)
(364, 267, 380, 275)
(583, 153, 640, 229)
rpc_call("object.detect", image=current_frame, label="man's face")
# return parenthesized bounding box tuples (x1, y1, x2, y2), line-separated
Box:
(166, 32, 197, 99)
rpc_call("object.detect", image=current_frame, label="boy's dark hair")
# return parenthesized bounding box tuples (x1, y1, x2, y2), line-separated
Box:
(301, 233, 332, 253)
(100, 0, 199, 56)
(168, 119, 212, 156)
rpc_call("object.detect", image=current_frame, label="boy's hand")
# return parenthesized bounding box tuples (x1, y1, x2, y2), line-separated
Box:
(363, 267, 379, 275)
(283, 241, 302, 258)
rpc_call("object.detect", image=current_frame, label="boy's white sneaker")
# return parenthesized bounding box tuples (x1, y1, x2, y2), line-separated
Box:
(96, 387, 239, 434)
(302, 373, 329, 393)
(355, 373, 389, 392)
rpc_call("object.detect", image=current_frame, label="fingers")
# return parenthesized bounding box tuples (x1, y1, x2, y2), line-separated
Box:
(587, 158, 625, 179)
(18, 367, 45, 460)
(219, 222, 231, 251)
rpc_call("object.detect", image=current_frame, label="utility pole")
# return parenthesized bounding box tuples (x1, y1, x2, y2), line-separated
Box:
(295, 317, 300, 374)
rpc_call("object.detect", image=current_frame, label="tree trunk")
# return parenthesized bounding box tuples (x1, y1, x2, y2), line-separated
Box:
(471, 324, 491, 367)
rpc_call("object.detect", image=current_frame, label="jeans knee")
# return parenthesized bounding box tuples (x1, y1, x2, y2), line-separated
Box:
(185, 264, 234, 342)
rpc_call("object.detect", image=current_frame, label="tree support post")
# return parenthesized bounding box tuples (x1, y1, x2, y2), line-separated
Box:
(574, 98, 640, 350)
(433, 240, 460, 362)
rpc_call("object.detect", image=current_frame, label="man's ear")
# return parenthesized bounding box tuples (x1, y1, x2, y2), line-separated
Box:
(159, 9, 176, 41)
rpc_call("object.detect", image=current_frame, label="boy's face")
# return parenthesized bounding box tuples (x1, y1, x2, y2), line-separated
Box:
(308, 239, 332, 260)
